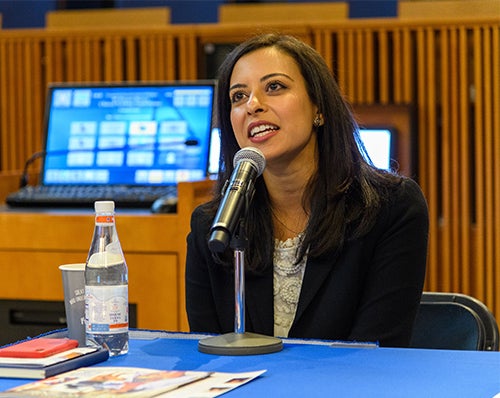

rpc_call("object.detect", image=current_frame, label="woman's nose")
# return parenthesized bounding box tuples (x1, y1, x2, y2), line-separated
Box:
(246, 93, 265, 114)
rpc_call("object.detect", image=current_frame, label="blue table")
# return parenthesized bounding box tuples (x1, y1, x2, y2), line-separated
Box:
(1, 330, 499, 397)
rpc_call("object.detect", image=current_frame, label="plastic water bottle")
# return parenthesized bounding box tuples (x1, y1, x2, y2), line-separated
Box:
(84, 201, 129, 356)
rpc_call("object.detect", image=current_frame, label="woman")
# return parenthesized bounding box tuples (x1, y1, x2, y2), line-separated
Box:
(185, 33, 429, 347)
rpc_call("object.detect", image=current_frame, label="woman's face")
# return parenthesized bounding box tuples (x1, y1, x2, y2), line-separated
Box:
(228, 47, 318, 170)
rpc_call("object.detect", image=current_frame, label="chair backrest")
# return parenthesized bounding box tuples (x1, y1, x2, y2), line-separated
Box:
(218, 2, 348, 24)
(398, 0, 500, 19)
(410, 292, 500, 351)
(45, 7, 171, 28)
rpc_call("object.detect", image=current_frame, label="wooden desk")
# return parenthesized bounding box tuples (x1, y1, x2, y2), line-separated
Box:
(0, 178, 214, 332)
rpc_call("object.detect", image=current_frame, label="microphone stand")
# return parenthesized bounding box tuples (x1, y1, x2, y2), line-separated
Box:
(198, 218, 283, 355)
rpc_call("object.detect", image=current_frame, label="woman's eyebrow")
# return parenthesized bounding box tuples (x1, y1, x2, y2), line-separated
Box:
(229, 72, 295, 91)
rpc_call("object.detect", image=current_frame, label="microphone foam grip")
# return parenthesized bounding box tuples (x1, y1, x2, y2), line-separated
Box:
(233, 147, 266, 176)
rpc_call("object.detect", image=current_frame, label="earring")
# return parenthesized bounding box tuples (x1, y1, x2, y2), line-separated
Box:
(313, 114, 323, 127)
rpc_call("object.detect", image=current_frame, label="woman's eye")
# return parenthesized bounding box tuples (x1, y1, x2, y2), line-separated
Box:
(230, 91, 246, 103)
(267, 81, 285, 92)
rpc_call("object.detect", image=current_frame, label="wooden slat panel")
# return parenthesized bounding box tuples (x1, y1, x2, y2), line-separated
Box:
(402, 28, 413, 103)
(25, 38, 44, 161)
(473, 26, 486, 302)
(493, 25, 500, 318)
(481, 26, 494, 309)
(416, 27, 438, 291)
(177, 33, 198, 80)
(336, 30, 348, 95)
(377, 29, 390, 103)
(346, 30, 356, 101)
(425, 28, 440, 291)
(457, 27, 471, 295)
(13, 39, 24, 170)
(439, 27, 452, 291)
(447, 27, 460, 292)
(392, 29, 403, 103)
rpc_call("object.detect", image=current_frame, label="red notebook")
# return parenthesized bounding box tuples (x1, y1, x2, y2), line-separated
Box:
(0, 338, 79, 358)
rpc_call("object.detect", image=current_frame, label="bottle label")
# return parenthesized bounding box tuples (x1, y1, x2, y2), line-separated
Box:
(85, 285, 128, 334)
(95, 215, 114, 225)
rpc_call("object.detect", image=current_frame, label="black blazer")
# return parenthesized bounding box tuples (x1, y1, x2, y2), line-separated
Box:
(185, 178, 429, 347)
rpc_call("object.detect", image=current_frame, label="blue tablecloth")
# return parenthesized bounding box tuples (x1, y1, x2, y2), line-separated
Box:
(1, 330, 499, 397)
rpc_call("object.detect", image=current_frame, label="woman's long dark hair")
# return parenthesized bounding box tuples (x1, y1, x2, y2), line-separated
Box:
(206, 33, 402, 272)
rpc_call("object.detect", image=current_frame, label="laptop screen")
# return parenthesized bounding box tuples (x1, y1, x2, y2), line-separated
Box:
(358, 127, 396, 171)
(41, 81, 216, 186)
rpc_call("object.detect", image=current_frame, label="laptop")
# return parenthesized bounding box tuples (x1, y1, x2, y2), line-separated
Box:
(6, 80, 216, 209)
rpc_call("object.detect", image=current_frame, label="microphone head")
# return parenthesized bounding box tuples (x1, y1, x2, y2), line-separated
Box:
(233, 147, 266, 176)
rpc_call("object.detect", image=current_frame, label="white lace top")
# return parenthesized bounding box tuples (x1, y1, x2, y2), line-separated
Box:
(273, 234, 307, 337)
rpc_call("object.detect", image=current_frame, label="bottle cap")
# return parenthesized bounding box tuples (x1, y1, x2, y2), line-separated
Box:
(94, 201, 115, 213)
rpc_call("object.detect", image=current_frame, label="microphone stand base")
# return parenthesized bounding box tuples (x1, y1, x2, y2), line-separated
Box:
(198, 332, 283, 356)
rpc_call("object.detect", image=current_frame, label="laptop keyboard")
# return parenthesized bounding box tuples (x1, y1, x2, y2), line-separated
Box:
(5, 185, 177, 209)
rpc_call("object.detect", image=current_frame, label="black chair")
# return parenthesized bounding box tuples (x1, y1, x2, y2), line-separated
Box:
(410, 292, 499, 351)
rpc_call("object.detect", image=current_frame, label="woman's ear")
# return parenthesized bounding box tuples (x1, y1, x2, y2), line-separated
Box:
(313, 113, 324, 127)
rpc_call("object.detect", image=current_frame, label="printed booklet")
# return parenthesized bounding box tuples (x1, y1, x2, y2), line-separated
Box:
(0, 366, 266, 397)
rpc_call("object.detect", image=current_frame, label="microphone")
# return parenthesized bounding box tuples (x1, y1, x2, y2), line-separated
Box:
(208, 147, 266, 253)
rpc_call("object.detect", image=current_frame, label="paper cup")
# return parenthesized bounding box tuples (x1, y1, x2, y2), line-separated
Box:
(59, 263, 86, 346)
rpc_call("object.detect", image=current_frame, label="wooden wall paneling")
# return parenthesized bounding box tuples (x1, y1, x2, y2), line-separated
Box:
(66, 36, 89, 82)
(149, 35, 163, 80)
(0, 39, 6, 171)
(481, 25, 495, 309)
(346, 30, 356, 102)
(377, 29, 390, 103)
(392, 29, 403, 103)
(92, 36, 105, 82)
(493, 25, 500, 318)
(138, 35, 153, 80)
(24, 38, 44, 167)
(165, 34, 176, 80)
(416, 27, 437, 290)
(447, 27, 459, 293)
(0, 39, 15, 171)
(45, 37, 65, 84)
(124, 36, 138, 81)
(364, 29, 376, 103)
(319, 29, 334, 73)
(177, 32, 198, 80)
(143, 34, 163, 81)
(158, 34, 176, 80)
(354, 29, 365, 102)
(13, 39, 24, 171)
(402, 28, 414, 103)
(106, 36, 124, 82)
(472, 26, 485, 301)
(65, 38, 76, 81)
(139, 33, 176, 81)
(457, 27, 472, 295)
(102, 35, 114, 81)
(335, 30, 347, 95)
(426, 27, 441, 291)
(22, 40, 34, 158)
(439, 27, 453, 292)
